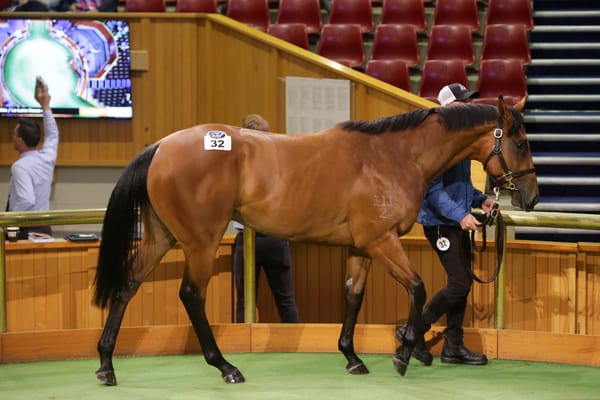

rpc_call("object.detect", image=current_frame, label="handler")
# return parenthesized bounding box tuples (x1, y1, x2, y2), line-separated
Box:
(412, 83, 494, 366)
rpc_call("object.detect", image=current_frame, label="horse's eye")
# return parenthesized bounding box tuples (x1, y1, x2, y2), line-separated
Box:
(516, 140, 527, 151)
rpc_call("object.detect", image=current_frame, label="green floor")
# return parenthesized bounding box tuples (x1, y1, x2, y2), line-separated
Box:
(1, 353, 599, 400)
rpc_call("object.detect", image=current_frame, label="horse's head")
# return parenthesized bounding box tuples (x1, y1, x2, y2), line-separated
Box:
(483, 96, 539, 210)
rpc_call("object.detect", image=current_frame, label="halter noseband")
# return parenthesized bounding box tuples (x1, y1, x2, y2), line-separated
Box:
(482, 117, 536, 193)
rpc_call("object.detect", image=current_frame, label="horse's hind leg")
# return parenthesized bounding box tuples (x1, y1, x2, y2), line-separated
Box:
(96, 219, 175, 386)
(338, 247, 372, 374)
(179, 247, 244, 383)
(96, 280, 141, 386)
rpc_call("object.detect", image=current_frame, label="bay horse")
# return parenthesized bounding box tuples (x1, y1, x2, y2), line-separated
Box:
(93, 97, 538, 386)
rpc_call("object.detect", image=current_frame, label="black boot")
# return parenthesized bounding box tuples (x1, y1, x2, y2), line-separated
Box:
(412, 335, 433, 366)
(440, 340, 487, 365)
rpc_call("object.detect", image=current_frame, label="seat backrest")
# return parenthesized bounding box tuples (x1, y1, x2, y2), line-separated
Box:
(276, 0, 323, 34)
(418, 59, 469, 101)
(0, 0, 12, 11)
(486, 0, 534, 30)
(480, 24, 531, 64)
(327, 0, 375, 33)
(379, 0, 427, 32)
(370, 24, 419, 68)
(426, 24, 475, 66)
(476, 59, 528, 105)
(432, 0, 480, 32)
(176, 0, 218, 12)
(267, 23, 310, 50)
(125, 0, 166, 12)
(226, 0, 271, 32)
(317, 24, 365, 68)
(365, 59, 412, 91)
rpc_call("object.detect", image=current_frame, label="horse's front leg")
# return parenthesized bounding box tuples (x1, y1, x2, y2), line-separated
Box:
(179, 263, 244, 384)
(338, 247, 372, 374)
(367, 232, 427, 376)
(96, 280, 141, 386)
(393, 277, 426, 375)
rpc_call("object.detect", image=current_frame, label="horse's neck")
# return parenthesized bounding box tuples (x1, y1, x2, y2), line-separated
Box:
(417, 123, 494, 184)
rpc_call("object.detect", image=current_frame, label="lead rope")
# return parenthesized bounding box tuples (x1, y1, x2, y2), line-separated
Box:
(469, 187, 505, 284)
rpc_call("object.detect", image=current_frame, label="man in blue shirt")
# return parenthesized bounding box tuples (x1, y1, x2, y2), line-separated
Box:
(412, 83, 494, 366)
(8, 77, 59, 239)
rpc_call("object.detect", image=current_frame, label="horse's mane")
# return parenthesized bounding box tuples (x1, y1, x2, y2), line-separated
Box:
(340, 103, 508, 134)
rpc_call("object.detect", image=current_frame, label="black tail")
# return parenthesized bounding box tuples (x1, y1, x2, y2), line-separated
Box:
(93, 144, 159, 308)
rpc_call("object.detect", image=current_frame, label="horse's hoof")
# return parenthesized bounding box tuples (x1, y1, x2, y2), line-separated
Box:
(222, 369, 245, 383)
(96, 369, 117, 386)
(346, 361, 369, 375)
(392, 354, 409, 376)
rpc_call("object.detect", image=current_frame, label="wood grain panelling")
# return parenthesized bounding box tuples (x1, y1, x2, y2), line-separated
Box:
(5, 242, 233, 332)
(580, 244, 600, 335)
(503, 243, 578, 333)
(5, 239, 599, 339)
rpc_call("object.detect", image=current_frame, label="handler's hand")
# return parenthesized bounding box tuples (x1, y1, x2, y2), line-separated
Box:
(460, 214, 482, 231)
(481, 198, 494, 216)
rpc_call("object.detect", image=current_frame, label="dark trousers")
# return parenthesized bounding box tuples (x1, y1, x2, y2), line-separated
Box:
(422, 225, 473, 344)
(233, 231, 299, 323)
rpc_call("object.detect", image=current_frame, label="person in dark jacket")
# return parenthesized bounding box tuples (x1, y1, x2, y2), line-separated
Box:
(411, 83, 494, 366)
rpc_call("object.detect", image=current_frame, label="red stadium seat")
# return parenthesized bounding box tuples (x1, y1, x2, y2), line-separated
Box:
(267, 23, 310, 50)
(486, 0, 534, 31)
(327, 0, 375, 34)
(480, 24, 531, 65)
(317, 24, 366, 68)
(176, 0, 218, 12)
(226, 0, 271, 32)
(418, 59, 469, 103)
(379, 0, 428, 33)
(370, 24, 420, 68)
(365, 59, 412, 91)
(276, 0, 323, 34)
(125, 0, 166, 12)
(425, 24, 475, 67)
(432, 0, 480, 33)
(476, 59, 528, 106)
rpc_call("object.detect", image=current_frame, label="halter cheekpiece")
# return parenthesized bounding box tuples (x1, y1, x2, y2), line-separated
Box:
(482, 117, 536, 193)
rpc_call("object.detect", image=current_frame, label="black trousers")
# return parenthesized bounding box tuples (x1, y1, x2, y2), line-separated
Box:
(422, 225, 473, 344)
(233, 231, 299, 323)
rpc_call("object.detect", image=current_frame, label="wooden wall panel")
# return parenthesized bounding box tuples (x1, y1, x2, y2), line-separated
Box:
(4, 239, 599, 341)
(503, 244, 578, 333)
(580, 245, 600, 335)
(5, 242, 233, 332)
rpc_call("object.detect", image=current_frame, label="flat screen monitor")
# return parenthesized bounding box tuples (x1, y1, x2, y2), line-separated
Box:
(0, 18, 132, 119)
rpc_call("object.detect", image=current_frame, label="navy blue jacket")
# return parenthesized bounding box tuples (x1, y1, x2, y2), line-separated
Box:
(417, 160, 487, 228)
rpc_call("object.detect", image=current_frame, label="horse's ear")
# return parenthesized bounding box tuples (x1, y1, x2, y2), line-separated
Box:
(497, 95, 508, 118)
(513, 96, 527, 112)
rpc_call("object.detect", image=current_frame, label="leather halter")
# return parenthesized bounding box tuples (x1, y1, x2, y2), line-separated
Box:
(482, 117, 536, 192)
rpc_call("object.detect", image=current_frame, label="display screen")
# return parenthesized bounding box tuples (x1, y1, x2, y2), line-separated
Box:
(0, 18, 132, 119)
